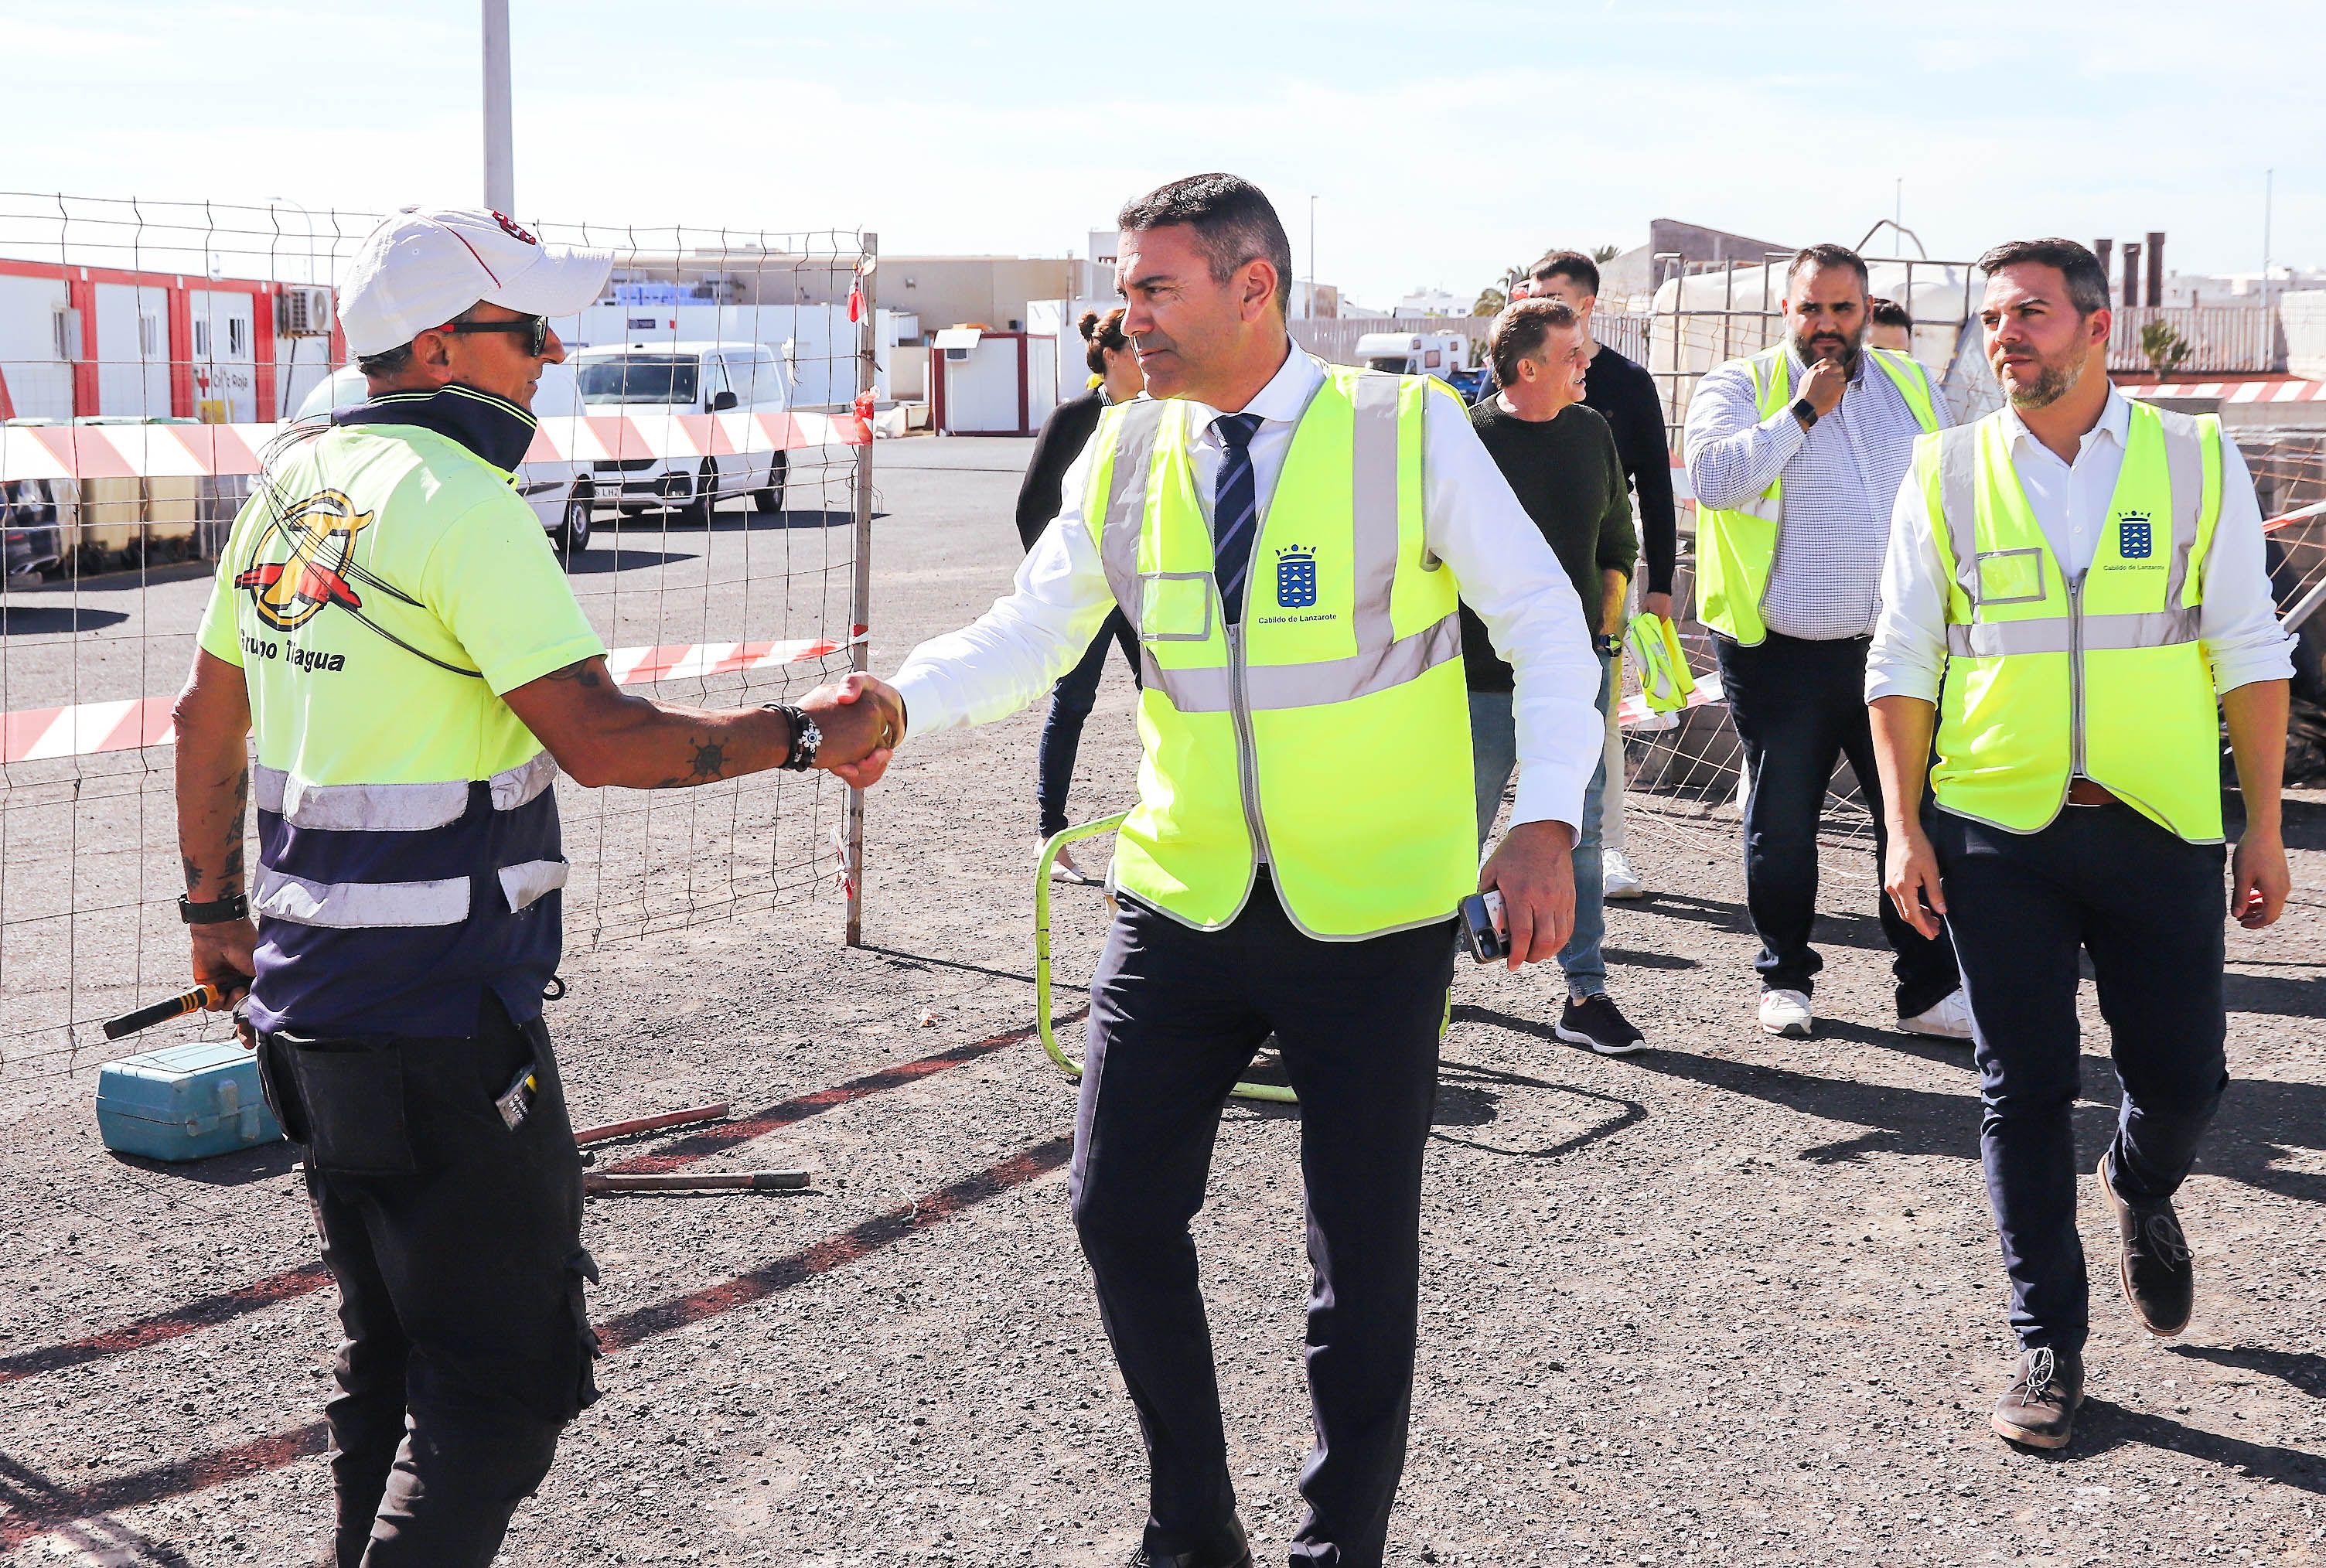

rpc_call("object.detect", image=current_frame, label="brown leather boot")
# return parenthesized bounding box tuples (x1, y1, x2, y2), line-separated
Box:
(1991, 1345, 2084, 1450)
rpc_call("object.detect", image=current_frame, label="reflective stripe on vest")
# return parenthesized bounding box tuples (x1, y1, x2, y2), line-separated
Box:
(251, 750, 557, 833)
(1080, 363, 1475, 939)
(250, 750, 560, 927)
(1923, 401, 2225, 841)
(1694, 345, 1939, 645)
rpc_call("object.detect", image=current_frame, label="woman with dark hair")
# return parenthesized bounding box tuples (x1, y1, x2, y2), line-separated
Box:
(1016, 308, 1144, 882)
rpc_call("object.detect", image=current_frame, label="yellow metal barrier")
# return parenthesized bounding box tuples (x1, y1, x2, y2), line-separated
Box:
(1034, 815, 1298, 1106)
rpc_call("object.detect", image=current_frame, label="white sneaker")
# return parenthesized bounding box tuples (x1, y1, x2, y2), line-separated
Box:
(1602, 847, 1647, 900)
(1758, 988, 1813, 1038)
(1045, 844, 1100, 885)
(1901, 987, 1976, 1041)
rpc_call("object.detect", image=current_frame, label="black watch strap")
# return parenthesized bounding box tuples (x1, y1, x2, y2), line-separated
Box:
(179, 891, 250, 925)
(1790, 396, 1819, 430)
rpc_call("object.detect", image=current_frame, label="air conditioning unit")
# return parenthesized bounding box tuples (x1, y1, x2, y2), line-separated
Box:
(275, 286, 335, 337)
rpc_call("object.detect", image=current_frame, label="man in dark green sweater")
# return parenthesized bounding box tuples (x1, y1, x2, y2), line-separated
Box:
(1464, 297, 1644, 1052)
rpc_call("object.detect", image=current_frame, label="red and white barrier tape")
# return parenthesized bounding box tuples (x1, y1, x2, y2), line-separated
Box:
(2132, 379, 2326, 406)
(0, 632, 864, 765)
(0, 411, 870, 482)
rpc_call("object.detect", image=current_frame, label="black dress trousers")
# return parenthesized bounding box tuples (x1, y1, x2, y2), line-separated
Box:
(1069, 871, 1455, 1568)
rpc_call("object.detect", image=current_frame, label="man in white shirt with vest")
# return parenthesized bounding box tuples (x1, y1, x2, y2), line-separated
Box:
(1685, 244, 1970, 1042)
(1867, 237, 2293, 1450)
(864, 175, 1604, 1568)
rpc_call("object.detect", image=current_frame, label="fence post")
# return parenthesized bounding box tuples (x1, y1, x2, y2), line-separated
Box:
(844, 233, 878, 948)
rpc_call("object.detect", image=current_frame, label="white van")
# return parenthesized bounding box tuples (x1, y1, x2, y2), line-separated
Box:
(1355, 331, 1472, 377)
(292, 362, 598, 561)
(571, 342, 790, 523)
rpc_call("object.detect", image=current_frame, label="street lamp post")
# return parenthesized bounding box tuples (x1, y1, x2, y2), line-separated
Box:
(483, 0, 515, 213)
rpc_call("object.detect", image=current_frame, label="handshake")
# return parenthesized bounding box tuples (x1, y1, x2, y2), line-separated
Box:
(796, 672, 907, 789)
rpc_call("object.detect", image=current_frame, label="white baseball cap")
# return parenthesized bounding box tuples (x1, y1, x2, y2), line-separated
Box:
(338, 206, 612, 357)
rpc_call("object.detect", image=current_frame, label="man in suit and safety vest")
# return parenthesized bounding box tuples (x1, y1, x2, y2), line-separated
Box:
(1684, 244, 1970, 1042)
(854, 174, 1605, 1566)
(1867, 237, 2294, 1450)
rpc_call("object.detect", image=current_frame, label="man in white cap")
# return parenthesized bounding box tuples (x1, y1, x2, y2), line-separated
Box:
(169, 208, 898, 1566)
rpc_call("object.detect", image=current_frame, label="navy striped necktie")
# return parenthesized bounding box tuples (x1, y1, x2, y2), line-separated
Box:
(1210, 412, 1264, 624)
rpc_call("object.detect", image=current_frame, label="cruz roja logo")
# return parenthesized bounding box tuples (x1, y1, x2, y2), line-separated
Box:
(2117, 510, 2154, 561)
(237, 489, 373, 631)
(1274, 543, 1318, 608)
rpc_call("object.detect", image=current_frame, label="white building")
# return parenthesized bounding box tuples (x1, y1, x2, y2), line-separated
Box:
(1397, 287, 1466, 317)
(2154, 266, 2326, 308)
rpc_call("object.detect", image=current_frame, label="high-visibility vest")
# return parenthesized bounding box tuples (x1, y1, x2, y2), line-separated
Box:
(1079, 362, 1475, 937)
(1696, 345, 1941, 644)
(1622, 611, 1696, 714)
(1920, 399, 2227, 842)
(197, 385, 599, 1035)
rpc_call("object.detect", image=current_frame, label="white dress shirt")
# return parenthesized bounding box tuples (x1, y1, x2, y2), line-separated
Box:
(1867, 386, 2296, 704)
(892, 346, 1605, 832)
(1684, 343, 1953, 641)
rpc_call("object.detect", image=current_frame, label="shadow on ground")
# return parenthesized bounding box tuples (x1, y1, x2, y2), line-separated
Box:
(0, 606, 131, 634)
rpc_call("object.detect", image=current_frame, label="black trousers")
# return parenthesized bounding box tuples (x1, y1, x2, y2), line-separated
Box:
(258, 996, 599, 1568)
(1714, 630, 1961, 1014)
(1928, 802, 2229, 1352)
(1071, 874, 1453, 1568)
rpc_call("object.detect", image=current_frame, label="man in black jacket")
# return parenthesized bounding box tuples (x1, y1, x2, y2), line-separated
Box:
(1526, 253, 1674, 901)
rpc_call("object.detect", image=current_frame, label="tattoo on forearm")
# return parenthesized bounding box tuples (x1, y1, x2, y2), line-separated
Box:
(653, 736, 732, 789)
(185, 766, 253, 895)
(545, 659, 604, 689)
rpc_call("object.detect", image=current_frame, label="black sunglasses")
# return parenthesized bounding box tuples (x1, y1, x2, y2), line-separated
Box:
(431, 314, 550, 356)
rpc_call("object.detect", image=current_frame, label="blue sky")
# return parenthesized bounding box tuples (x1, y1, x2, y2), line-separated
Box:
(8, 0, 2319, 305)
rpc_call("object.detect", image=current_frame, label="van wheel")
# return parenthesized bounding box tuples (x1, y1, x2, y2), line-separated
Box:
(678, 458, 719, 527)
(553, 484, 593, 562)
(752, 452, 789, 516)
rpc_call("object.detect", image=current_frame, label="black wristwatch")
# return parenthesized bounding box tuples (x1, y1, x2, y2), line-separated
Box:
(766, 703, 820, 772)
(1594, 632, 1622, 659)
(1790, 396, 1820, 430)
(179, 892, 250, 925)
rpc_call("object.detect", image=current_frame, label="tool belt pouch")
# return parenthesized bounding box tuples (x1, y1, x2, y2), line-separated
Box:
(269, 1034, 418, 1177)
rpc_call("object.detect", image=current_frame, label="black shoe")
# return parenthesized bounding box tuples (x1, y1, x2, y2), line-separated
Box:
(2097, 1146, 2195, 1337)
(1554, 992, 1646, 1055)
(1129, 1520, 1251, 1568)
(1990, 1345, 2084, 1450)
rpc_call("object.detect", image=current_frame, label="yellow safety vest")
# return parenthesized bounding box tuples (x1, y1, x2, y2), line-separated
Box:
(1696, 345, 1941, 644)
(1079, 363, 1475, 938)
(1920, 400, 2227, 841)
(1622, 611, 1696, 714)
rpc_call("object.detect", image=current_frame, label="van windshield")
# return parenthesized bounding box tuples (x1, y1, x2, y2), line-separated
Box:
(578, 354, 700, 406)
(1365, 356, 1410, 373)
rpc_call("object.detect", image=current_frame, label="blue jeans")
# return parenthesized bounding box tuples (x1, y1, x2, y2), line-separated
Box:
(1037, 608, 1141, 837)
(1468, 651, 1611, 996)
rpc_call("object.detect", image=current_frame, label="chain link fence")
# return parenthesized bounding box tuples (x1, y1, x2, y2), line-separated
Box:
(0, 193, 878, 1082)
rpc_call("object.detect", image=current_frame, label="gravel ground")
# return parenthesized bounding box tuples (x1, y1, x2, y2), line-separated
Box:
(2, 435, 2321, 1566)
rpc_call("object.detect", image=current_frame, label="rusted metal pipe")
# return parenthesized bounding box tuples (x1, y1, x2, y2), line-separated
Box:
(584, 1169, 810, 1195)
(573, 1102, 731, 1146)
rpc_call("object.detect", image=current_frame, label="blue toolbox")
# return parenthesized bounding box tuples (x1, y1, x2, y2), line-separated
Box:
(95, 1039, 283, 1161)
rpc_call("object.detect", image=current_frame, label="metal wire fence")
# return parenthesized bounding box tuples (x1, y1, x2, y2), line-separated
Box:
(0, 193, 878, 1081)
